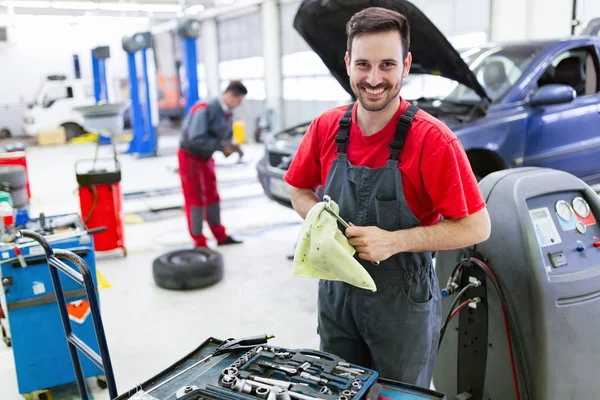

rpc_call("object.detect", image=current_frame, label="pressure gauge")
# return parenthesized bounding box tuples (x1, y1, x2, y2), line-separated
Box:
(576, 221, 587, 234)
(572, 197, 590, 218)
(555, 200, 574, 221)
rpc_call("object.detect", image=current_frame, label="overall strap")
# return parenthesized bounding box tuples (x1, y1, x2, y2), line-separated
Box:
(336, 103, 354, 154)
(389, 104, 419, 161)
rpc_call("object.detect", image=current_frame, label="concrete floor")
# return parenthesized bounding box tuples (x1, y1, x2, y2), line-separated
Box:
(0, 135, 318, 399)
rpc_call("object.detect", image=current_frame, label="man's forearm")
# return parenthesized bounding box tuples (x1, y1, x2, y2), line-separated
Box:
(290, 187, 319, 219)
(392, 208, 491, 253)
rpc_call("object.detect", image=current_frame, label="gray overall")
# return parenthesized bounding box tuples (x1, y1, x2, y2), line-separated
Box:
(318, 103, 442, 387)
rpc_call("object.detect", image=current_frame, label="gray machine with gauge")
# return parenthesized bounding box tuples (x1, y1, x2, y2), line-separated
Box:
(433, 167, 600, 400)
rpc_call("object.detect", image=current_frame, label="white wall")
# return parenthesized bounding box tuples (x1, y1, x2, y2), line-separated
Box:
(0, 14, 150, 104)
(578, 0, 600, 33)
(491, 0, 572, 42)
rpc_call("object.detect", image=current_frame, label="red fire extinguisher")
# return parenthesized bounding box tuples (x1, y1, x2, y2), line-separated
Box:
(76, 158, 126, 256)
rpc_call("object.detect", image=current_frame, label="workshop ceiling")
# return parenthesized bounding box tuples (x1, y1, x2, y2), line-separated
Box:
(0, 0, 233, 19)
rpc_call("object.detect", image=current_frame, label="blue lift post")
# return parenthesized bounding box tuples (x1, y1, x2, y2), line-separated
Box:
(92, 46, 112, 144)
(122, 32, 157, 157)
(177, 18, 202, 115)
(91, 46, 111, 103)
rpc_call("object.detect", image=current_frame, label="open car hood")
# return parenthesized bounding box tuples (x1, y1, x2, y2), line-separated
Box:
(294, 0, 490, 102)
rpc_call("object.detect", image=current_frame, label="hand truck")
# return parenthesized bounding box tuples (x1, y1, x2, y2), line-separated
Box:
(18, 229, 118, 400)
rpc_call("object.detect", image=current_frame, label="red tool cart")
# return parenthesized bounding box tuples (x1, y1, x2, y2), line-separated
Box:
(76, 158, 126, 256)
(73, 102, 129, 257)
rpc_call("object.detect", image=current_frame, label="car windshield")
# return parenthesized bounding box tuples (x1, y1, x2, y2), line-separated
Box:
(402, 45, 542, 104)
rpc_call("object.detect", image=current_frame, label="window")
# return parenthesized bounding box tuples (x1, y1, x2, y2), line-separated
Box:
(43, 86, 69, 108)
(537, 46, 600, 96)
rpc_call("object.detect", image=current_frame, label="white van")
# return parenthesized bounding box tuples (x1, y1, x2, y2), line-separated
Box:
(24, 75, 96, 140)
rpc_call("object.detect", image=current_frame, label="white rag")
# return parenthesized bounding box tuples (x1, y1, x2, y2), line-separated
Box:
(292, 200, 377, 292)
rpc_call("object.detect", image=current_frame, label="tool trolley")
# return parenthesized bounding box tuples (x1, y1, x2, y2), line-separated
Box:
(0, 214, 109, 398)
(18, 231, 447, 400)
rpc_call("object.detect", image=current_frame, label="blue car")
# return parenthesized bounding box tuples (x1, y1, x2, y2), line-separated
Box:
(257, 0, 600, 208)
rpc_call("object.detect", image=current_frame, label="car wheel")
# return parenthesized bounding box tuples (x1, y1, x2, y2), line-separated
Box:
(152, 248, 224, 290)
(61, 123, 83, 140)
(0, 129, 10, 139)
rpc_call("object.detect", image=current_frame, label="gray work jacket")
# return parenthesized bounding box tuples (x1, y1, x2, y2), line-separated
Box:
(179, 97, 233, 159)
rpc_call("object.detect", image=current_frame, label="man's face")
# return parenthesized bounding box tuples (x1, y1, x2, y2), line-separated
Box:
(224, 93, 245, 109)
(345, 30, 411, 112)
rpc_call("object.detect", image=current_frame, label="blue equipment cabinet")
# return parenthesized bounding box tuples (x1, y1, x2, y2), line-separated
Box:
(0, 214, 103, 396)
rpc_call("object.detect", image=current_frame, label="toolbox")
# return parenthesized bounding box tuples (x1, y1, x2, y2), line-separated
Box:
(115, 337, 447, 400)
(0, 213, 105, 395)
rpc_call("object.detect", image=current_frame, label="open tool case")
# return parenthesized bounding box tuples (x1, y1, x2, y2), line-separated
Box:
(116, 338, 446, 400)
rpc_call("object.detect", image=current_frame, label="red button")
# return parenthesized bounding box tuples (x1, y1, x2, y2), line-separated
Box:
(595, 242, 600, 248)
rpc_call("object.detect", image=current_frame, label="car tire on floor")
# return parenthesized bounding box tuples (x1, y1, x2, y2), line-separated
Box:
(152, 248, 224, 290)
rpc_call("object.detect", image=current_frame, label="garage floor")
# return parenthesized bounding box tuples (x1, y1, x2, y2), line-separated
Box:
(0, 135, 320, 399)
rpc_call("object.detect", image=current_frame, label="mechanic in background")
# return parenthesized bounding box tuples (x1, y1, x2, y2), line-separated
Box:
(178, 80, 247, 248)
(284, 7, 490, 389)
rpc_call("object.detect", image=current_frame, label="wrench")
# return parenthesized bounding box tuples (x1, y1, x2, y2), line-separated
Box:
(323, 195, 380, 266)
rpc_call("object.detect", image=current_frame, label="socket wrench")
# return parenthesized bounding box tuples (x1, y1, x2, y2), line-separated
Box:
(222, 367, 238, 376)
(256, 387, 270, 399)
(257, 360, 298, 375)
(245, 380, 325, 400)
(220, 375, 237, 389)
(251, 375, 294, 390)
(299, 372, 328, 385)
(277, 389, 293, 400)
(319, 386, 332, 395)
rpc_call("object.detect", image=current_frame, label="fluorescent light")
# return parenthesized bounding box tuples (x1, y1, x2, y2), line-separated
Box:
(98, 2, 141, 12)
(51, 1, 98, 10)
(140, 4, 182, 13)
(0, 1, 51, 7)
(186, 5, 205, 14)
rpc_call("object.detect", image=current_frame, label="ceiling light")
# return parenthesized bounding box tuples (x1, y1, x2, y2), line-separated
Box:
(140, 4, 181, 13)
(186, 5, 205, 14)
(51, 1, 98, 10)
(98, 2, 141, 12)
(0, 1, 51, 7)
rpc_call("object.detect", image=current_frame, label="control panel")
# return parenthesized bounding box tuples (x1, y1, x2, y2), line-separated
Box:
(527, 191, 600, 276)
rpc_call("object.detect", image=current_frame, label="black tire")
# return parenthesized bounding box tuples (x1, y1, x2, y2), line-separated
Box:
(152, 248, 224, 290)
(62, 123, 83, 140)
(0, 166, 27, 192)
(0, 129, 10, 139)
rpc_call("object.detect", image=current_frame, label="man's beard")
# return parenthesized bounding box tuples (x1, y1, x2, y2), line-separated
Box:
(351, 79, 402, 112)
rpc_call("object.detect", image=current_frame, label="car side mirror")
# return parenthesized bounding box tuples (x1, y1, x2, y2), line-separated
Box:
(529, 84, 576, 107)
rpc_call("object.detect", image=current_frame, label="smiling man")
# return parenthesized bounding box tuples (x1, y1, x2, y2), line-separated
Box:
(284, 7, 491, 388)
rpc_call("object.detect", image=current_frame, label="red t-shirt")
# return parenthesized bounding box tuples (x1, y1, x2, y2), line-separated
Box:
(283, 98, 486, 226)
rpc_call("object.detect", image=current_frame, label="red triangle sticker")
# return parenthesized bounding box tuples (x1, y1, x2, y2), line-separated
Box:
(67, 299, 91, 324)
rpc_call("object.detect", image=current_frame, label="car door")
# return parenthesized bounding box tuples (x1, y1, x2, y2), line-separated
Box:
(523, 45, 600, 184)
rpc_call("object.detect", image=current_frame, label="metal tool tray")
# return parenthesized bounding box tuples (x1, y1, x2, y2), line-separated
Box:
(115, 338, 446, 400)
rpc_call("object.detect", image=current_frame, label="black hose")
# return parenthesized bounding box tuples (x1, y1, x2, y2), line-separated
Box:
(469, 258, 532, 400)
(438, 282, 477, 349)
(84, 184, 98, 225)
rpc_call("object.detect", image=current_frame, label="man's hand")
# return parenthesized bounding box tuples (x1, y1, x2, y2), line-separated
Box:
(346, 223, 398, 262)
(222, 143, 238, 157)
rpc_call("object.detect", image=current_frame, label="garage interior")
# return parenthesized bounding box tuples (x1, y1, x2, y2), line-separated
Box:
(1, 1, 600, 400)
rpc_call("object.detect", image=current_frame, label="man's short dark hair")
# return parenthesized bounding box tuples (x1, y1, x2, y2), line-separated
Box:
(225, 80, 248, 97)
(346, 7, 411, 61)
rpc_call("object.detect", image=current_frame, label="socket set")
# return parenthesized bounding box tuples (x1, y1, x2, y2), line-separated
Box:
(174, 345, 378, 400)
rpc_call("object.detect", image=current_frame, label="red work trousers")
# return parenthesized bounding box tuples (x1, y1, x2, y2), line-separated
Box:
(178, 148, 227, 247)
